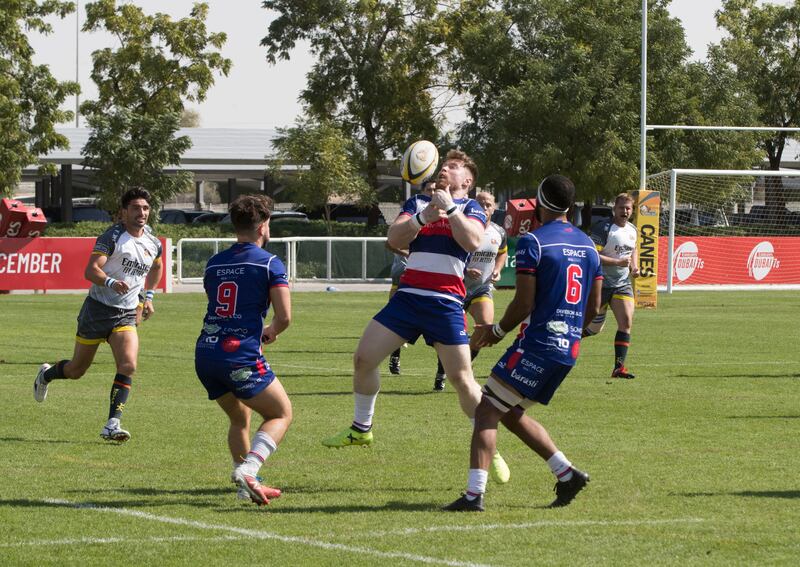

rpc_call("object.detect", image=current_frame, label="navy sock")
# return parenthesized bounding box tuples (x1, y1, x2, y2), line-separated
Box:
(43, 360, 69, 383)
(108, 374, 132, 420)
(391, 348, 401, 359)
(614, 331, 631, 369)
(470, 349, 479, 361)
(436, 357, 445, 376)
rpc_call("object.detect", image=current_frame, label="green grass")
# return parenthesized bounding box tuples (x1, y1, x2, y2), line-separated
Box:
(1, 290, 799, 566)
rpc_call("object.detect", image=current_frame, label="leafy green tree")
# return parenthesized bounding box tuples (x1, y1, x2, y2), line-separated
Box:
(80, 0, 231, 210)
(448, 0, 761, 202)
(270, 118, 374, 234)
(180, 108, 201, 127)
(261, 0, 441, 225)
(0, 0, 79, 194)
(711, 0, 800, 209)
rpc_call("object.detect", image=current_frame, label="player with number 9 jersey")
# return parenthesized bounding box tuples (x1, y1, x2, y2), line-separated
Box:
(196, 244, 288, 374)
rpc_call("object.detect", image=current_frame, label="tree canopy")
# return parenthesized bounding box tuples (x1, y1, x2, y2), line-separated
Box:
(80, 0, 230, 211)
(261, 0, 444, 224)
(712, 0, 800, 171)
(270, 118, 374, 233)
(448, 0, 762, 201)
(0, 0, 79, 194)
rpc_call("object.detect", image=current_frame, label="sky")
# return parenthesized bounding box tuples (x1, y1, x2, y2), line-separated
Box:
(27, 0, 794, 131)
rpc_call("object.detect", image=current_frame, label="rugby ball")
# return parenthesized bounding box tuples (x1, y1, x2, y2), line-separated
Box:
(401, 140, 439, 185)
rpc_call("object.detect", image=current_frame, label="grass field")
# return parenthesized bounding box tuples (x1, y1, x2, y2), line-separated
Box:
(1, 290, 799, 566)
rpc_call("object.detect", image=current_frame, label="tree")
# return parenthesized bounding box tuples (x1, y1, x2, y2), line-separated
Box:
(180, 108, 201, 127)
(448, 0, 761, 202)
(261, 0, 442, 225)
(711, 0, 800, 210)
(270, 118, 374, 234)
(80, 0, 231, 210)
(0, 0, 79, 194)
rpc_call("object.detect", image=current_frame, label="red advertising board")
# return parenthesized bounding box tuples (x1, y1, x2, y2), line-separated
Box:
(658, 236, 800, 285)
(0, 237, 171, 291)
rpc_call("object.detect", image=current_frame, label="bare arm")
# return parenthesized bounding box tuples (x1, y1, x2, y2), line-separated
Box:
(471, 273, 535, 349)
(492, 250, 508, 282)
(262, 286, 291, 345)
(582, 278, 603, 333)
(630, 245, 640, 278)
(141, 258, 163, 320)
(84, 253, 128, 294)
(384, 240, 409, 258)
(447, 210, 484, 252)
(599, 253, 630, 267)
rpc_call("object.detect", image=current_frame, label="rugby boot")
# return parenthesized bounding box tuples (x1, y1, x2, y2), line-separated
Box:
(443, 493, 485, 512)
(433, 372, 446, 391)
(322, 426, 373, 448)
(232, 469, 281, 505)
(548, 467, 590, 508)
(100, 418, 131, 443)
(611, 366, 636, 379)
(34, 363, 51, 402)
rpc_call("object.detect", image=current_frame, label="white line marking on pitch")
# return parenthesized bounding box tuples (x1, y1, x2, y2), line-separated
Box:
(42, 499, 491, 567)
(362, 517, 706, 537)
(0, 535, 244, 548)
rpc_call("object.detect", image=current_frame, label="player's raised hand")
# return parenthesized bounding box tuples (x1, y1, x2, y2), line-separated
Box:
(420, 203, 445, 224)
(431, 188, 455, 211)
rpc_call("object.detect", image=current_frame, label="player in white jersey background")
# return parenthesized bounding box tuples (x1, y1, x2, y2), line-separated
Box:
(34, 188, 163, 442)
(434, 191, 507, 391)
(585, 193, 639, 379)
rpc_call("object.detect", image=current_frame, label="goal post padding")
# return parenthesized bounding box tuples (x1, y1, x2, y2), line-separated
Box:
(646, 169, 800, 291)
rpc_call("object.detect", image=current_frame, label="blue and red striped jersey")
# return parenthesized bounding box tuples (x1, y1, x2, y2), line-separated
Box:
(396, 194, 487, 302)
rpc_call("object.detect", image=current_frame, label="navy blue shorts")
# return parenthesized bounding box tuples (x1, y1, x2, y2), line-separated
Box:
(373, 291, 469, 346)
(195, 354, 276, 401)
(491, 346, 573, 405)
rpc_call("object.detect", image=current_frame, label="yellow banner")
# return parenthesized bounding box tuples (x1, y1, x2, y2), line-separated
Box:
(632, 190, 660, 309)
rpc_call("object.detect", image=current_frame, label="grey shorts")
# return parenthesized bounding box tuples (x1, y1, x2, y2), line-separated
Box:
(601, 283, 634, 307)
(76, 296, 138, 345)
(464, 284, 494, 310)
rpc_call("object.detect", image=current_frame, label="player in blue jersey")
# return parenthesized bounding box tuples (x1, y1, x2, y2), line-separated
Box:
(323, 149, 511, 485)
(195, 195, 292, 506)
(34, 188, 163, 443)
(444, 175, 603, 512)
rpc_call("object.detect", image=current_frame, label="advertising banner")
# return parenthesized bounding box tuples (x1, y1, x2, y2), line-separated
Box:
(0, 237, 171, 291)
(631, 190, 661, 308)
(658, 236, 800, 285)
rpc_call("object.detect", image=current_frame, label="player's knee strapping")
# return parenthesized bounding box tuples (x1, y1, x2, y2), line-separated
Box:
(108, 373, 132, 420)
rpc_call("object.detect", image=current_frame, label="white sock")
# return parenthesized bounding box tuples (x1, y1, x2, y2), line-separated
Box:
(466, 469, 488, 499)
(240, 431, 277, 477)
(353, 392, 377, 430)
(547, 451, 574, 482)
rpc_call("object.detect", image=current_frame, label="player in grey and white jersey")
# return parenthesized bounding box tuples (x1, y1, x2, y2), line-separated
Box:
(33, 188, 164, 442)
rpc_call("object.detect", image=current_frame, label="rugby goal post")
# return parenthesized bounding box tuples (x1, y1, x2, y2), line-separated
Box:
(646, 169, 800, 291)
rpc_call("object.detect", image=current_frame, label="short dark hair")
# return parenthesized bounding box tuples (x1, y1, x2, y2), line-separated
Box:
(538, 175, 576, 212)
(444, 149, 478, 189)
(121, 188, 152, 208)
(229, 194, 273, 232)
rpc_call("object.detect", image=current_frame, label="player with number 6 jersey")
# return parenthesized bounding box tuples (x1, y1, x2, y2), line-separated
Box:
(445, 175, 603, 513)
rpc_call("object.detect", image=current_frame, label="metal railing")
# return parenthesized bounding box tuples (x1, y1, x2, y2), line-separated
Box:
(176, 236, 392, 284)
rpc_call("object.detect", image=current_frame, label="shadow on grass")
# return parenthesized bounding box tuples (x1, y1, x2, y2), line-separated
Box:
(727, 415, 800, 419)
(216, 501, 435, 514)
(679, 490, 800, 499)
(672, 373, 800, 379)
(290, 390, 447, 397)
(0, 436, 92, 446)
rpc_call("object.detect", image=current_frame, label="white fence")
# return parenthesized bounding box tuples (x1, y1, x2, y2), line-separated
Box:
(177, 237, 394, 284)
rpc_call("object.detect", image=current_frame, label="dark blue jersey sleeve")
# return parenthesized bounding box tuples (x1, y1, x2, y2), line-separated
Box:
(515, 234, 539, 275)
